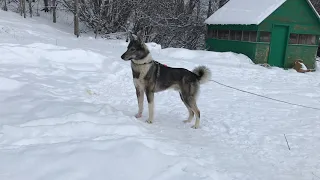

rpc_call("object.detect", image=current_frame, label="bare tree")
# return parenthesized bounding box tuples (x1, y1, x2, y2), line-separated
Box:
(74, 0, 80, 37)
(95, 0, 107, 38)
(3, 0, 8, 11)
(58, 0, 226, 49)
(53, 0, 57, 23)
(22, 0, 26, 18)
(42, 0, 49, 12)
(28, 0, 32, 17)
(20, 0, 23, 16)
(219, 0, 229, 8)
(311, 0, 320, 12)
(208, 0, 222, 18)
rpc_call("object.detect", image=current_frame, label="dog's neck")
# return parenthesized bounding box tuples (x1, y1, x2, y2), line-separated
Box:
(131, 54, 153, 65)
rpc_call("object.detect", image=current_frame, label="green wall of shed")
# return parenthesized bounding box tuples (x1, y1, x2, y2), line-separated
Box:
(253, 43, 317, 69)
(285, 45, 317, 69)
(205, 39, 257, 61)
(258, 0, 320, 69)
(259, 0, 320, 34)
(205, 0, 320, 70)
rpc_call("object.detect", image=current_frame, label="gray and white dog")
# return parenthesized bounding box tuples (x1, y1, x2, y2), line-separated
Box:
(121, 32, 211, 129)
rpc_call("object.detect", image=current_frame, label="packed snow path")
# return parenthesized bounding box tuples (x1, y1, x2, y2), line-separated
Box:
(0, 10, 320, 180)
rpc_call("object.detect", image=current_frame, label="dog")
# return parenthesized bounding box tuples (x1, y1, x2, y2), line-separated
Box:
(293, 59, 315, 73)
(120, 32, 211, 129)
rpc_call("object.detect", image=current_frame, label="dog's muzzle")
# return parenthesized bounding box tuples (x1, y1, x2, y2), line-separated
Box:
(121, 53, 131, 61)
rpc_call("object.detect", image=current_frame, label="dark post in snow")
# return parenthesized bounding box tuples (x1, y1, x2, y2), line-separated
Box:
(74, 0, 80, 37)
(52, 0, 57, 23)
(3, 0, 8, 11)
(29, 0, 33, 17)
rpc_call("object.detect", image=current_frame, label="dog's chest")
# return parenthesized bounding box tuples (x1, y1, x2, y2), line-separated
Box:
(131, 64, 151, 87)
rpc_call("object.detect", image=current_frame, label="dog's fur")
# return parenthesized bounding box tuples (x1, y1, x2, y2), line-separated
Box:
(121, 32, 211, 129)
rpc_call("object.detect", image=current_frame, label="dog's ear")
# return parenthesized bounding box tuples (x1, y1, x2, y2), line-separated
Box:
(136, 30, 144, 42)
(128, 31, 138, 41)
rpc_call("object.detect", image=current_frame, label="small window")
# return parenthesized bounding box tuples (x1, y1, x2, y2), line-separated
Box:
(230, 30, 242, 41)
(235, 31, 242, 40)
(230, 30, 236, 40)
(208, 30, 217, 38)
(249, 31, 257, 42)
(299, 34, 308, 44)
(289, 34, 316, 45)
(207, 29, 211, 38)
(217, 30, 229, 40)
(212, 30, 217, 38)
(309, 35, 316, 45)
(259, 31, 271, 42)
(242, 31, 250, 41)
(299, 34, 316, 45)
(289, 33, 299, 44)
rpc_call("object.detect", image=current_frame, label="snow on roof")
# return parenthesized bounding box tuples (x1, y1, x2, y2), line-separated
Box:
(205, 0, 286, 25)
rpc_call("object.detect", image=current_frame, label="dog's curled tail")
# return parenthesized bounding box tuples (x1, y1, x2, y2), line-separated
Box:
(192, 66, 212, 84)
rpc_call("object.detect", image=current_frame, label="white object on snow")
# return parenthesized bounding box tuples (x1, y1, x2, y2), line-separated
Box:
(299, 62, 308, 71)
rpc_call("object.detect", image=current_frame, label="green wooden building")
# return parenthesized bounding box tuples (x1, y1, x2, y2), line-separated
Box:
(204, 0, 320, 70)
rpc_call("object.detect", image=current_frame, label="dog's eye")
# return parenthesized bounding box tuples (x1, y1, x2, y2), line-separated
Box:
(130, 48, 135, 51)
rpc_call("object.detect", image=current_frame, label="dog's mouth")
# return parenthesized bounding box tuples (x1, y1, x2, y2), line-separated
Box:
(121, 55, 132, 61)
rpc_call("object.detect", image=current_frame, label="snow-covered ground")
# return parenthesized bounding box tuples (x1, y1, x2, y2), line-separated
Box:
(0, 10, 320, 180)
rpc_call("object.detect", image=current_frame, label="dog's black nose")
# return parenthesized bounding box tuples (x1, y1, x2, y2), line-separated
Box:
(121, 54, 124, 60)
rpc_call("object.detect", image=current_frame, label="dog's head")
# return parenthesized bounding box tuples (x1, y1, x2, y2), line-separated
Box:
(121, 31, 150, 62)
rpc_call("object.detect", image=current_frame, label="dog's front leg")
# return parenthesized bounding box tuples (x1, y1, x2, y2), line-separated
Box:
(145, 89, 154, 124)
(135, 86, 144, 118)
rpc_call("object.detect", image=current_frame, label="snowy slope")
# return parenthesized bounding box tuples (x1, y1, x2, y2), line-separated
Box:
(1, 10, 320, 180)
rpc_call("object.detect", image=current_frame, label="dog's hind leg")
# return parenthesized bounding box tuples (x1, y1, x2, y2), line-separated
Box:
(189, 101, 200, 129)
(179, 93, 194, 123)
(145, 89, 154, 124)
(182, 96, 200, 129)
(135, 86, 144, 118)
(181, 89, 201, 129)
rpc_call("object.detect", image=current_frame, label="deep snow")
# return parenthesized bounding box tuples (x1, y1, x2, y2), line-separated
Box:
(0, 10, 320, 180)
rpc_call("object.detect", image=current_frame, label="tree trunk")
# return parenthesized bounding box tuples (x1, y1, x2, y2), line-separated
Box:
(52, 0, 57, 23)
(95, 0, 107, 38)
(175, 0, 184, 16)
(42, 0, 49, 12)
(3, 0, 8, 11)
(196, 0, 200, 21)
(29, 0, 32, 17)
(22, 0, 26, 18)
(74, 0, 80, 37)
(20, 0, 23, 16)
(36, 0, 40, 16)
(207, 0, 213, 18)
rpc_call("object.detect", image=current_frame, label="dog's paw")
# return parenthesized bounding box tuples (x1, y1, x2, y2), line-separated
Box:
(183, 120, 192, 123)
(191, 125, 199, 129)
(135, 113, 142, 118)
(145, 119, 153, 124)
